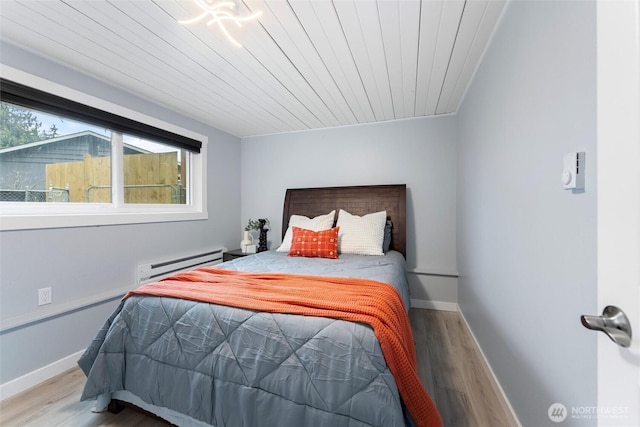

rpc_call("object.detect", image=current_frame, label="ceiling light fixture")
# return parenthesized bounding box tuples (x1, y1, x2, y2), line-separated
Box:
(179, 0, 262, 48)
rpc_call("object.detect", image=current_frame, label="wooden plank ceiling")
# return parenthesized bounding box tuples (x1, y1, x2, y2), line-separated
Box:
(0, 0, 505, 138)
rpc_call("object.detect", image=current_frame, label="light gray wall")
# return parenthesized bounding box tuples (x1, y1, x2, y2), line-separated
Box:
(240, 116, 458, 305)
(0, 42, 242, 384)
(456, 1, 597, 425)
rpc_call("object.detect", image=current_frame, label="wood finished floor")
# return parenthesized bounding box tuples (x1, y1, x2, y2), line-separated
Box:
(0, 309, 517, 427)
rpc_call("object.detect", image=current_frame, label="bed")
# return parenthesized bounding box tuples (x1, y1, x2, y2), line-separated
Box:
(78, 184, 442, 427)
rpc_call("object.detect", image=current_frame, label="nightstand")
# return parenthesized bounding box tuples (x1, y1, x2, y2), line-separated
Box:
(223, 248, 253, 262)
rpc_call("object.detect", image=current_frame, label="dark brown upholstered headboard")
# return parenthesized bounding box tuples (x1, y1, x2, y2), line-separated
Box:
(282, 184, 407, 258)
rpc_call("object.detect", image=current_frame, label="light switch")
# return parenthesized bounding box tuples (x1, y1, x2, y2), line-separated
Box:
(562, 152, 585, 190)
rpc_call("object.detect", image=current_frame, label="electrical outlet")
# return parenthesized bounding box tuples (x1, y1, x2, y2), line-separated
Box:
(38, 287, 52, 306)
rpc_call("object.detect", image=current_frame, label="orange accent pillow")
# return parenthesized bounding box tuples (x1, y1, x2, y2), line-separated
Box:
(288, 226, 339, 259)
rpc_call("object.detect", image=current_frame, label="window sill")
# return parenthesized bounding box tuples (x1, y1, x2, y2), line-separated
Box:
(0, 209, 208, 231)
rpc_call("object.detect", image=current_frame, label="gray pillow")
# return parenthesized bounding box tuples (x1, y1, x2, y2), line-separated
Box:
(382, 220, 392, 252)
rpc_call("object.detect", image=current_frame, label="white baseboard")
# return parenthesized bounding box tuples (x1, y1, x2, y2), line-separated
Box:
(0, 349, 85, 401)
(410, 298, 459, 312)
(458, 309, 522, 427)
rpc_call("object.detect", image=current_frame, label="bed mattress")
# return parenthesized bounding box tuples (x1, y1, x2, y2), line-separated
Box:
(78, 250, 416, 427)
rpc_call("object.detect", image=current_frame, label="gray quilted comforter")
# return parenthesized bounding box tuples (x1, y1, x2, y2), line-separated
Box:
(79, 250, 414, 427)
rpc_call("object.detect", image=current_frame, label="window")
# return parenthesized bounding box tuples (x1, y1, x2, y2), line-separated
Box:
(0, 69, 207, 230)
(120, 136, 189, 205)
(1, 102, 113, 204)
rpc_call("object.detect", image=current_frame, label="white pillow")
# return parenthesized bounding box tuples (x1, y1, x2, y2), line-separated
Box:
(277, 210, 336, 252)
(336, 209, 387, 255)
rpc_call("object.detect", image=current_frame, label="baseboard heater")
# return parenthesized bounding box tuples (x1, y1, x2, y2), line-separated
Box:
(136, 248, 225, 284)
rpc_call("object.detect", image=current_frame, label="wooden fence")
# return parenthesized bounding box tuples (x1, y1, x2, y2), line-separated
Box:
(45, 152, 181, 204)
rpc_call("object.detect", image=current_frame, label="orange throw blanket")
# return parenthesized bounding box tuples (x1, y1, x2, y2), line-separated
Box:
(125, 267, 442, 427)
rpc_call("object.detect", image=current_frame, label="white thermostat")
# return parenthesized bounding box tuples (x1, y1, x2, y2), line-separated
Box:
(562, 152, 585, 190)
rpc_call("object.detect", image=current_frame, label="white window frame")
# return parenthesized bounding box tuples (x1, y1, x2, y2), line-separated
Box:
(0, 65, 208, 231)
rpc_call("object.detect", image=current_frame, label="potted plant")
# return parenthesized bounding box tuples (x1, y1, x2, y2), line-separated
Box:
(244, 219, 266, 232)
(245, 218, 269, 252)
